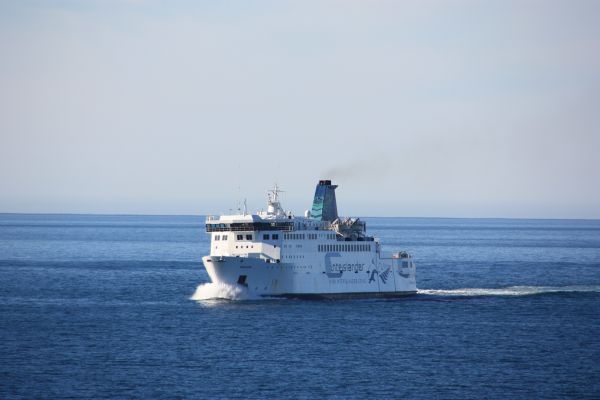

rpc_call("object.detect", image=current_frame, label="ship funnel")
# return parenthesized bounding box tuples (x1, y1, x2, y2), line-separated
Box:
(310, 180, 339, 222)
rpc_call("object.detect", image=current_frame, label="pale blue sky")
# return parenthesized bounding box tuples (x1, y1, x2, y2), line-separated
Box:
(1, 1, 599, 218)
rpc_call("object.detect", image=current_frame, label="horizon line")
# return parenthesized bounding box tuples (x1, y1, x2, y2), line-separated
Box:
(0, 212, 598, 222)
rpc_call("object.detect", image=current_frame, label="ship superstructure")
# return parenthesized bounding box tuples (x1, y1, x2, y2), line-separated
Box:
(202, 180, 417, 298)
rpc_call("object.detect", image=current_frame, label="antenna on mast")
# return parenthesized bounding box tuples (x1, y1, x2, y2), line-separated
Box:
(266, 183, 285, 216)
(268, 183, 285, 201)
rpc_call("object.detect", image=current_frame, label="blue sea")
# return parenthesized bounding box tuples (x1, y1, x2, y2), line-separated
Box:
(1, 214, 599, 399)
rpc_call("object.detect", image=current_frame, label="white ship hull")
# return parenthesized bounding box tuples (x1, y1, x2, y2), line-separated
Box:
(202, 253, 417, 298)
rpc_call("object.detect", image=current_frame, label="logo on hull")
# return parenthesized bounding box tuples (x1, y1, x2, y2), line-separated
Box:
(368, 266, 392, 284)
(324, 253, 365, 278)
(324, 253, 343, 278)
(380, 266, 391, 283)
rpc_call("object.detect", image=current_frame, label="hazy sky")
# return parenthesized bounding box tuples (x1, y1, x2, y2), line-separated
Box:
(1, 0, 599, 218)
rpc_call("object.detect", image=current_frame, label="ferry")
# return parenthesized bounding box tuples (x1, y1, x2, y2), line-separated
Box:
(202, 180, 417, 298)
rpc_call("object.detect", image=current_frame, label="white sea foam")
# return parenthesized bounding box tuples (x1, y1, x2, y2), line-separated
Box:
(418, 285, 600, 297)
(190, 283, 600, 301)
(190, 282, 256, 301)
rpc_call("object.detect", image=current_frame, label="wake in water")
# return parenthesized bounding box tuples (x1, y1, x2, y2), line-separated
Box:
(190, 282, 258, 301)
(418, 285, 600, 297)
(189, 283, 600, 301)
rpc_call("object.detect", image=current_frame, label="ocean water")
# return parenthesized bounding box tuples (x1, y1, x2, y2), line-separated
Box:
(1, 214, 599, 399)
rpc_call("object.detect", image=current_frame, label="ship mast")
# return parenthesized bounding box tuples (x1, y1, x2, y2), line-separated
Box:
(267, 183, 285, 216)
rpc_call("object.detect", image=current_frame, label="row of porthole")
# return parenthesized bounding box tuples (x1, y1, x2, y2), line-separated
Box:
(222, 234, 282, 241)
(318, 244, 371, 252)
(284, 233, 336, 240)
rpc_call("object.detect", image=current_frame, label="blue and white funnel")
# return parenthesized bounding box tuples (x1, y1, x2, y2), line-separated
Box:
(311, 180, 339, 222)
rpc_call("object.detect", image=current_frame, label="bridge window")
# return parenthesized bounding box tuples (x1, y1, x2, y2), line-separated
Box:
(215, 235, 220, 241)
(222, 235, 228, 240)
(263, 234, 270, 240)
(246, 234, 253, 240)
(272, 234, 279, 240)
(236, 234, 243, 241)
